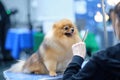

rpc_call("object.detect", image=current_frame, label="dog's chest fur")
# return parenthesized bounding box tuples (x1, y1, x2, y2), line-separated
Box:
(56, 50, 73, 72)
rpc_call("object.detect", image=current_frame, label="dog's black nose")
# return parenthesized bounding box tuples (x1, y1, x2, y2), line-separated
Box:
(71, 28, 74, 33)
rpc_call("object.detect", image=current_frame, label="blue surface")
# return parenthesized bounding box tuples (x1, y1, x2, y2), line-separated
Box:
(3, 70, 63, 80)
(5, 28, 33, 59)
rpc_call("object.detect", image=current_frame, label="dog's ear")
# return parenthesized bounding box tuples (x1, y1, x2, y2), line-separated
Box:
(53, 23, 57, 28)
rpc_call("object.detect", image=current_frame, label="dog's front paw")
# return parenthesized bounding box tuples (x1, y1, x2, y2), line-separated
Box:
(49, 71, 57, 76)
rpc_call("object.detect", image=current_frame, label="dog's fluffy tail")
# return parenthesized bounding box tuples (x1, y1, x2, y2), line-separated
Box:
(8, 60, 25, 72)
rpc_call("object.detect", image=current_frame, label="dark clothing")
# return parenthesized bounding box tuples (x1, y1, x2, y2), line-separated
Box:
(63, 43, 120, 80)
(0, 1, 11, 60)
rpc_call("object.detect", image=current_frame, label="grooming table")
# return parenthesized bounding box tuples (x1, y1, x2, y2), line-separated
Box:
(3, 70, 63, 80)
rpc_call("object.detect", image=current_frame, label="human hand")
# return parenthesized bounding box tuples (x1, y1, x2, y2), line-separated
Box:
(72, 42, 86, 59)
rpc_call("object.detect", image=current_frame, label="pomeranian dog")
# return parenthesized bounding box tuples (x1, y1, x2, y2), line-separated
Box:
(9, 19, 82, 76)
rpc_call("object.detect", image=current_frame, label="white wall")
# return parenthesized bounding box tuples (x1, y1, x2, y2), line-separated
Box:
(34, 0, 75, 21)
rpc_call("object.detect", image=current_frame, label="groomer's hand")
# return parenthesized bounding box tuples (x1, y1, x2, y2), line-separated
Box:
(72, 42, 86, 59)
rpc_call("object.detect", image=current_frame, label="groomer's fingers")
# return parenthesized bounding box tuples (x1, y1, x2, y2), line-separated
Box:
(72, 42, 84, 48)
(72, 42, 85, 50)
(72, 42, 86, 58)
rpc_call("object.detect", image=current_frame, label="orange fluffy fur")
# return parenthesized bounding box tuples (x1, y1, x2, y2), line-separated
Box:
(9, 19, 82, 76)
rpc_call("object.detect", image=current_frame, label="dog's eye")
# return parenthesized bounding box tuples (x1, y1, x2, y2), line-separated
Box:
(64, 26, 69, 30)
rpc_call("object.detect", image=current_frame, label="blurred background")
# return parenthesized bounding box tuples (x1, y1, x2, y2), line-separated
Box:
(0, 0, 120, 79)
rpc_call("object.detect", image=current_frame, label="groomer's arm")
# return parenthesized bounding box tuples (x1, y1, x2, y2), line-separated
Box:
(63, 42, 98, 80)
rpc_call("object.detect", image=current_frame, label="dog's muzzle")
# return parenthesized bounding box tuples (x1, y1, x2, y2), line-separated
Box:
(65, 29, 74, 37)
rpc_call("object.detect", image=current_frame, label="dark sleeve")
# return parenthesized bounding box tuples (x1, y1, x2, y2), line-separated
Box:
(63, 55, 98, 80)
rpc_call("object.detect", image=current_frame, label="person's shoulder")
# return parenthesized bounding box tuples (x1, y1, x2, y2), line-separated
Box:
(91, 43, 120, 61)
(106, 43, 120, 54)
